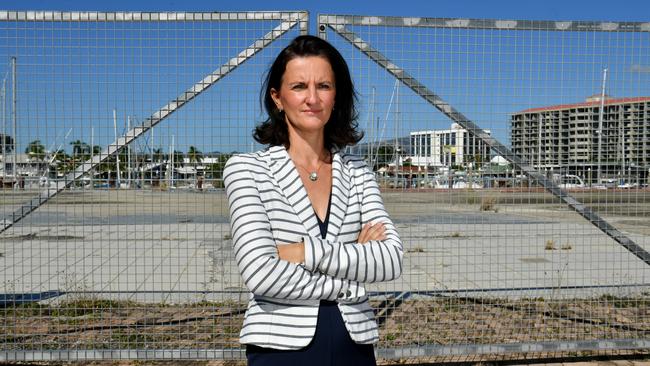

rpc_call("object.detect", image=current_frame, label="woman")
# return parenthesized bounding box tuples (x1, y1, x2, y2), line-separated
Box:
(223, 35, 403, 366)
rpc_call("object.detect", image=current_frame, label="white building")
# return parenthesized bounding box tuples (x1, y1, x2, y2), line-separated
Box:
(409, 123, 491, 169)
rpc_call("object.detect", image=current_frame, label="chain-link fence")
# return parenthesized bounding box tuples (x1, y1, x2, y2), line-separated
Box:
(1, 11, 649, 363)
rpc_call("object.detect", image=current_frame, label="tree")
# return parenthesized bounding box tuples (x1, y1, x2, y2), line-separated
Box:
(207, 153, 231, 188)
(187, 146, 203, 164)
(172, 150, 184, 167)
(70, 140, 91, 158)
(25, 140, 46, 161)
(367, 145, 395, 171)
(152, 148, 165, 163)
(52, 149, 70, 163)
(52, 149, 72, 175)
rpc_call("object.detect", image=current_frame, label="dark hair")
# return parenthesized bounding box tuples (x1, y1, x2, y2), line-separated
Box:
(253, 35, 362, 150)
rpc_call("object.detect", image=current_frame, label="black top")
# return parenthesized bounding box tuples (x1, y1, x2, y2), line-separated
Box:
(315, 192, 332, 239)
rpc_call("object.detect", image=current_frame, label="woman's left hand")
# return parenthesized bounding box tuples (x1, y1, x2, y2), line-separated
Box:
(277, 242, 305, 264)
(357, 222, 386, 244)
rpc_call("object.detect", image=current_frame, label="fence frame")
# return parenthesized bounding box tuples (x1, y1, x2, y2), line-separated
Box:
(1, 10, 650, 362)
(318, 14, 650, 266)
(318, 14, 650, 358)
(0, 10, 308, 234)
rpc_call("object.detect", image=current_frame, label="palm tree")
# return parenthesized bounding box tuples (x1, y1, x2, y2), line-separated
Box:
(70, 140, 84, 156)
(207, 153, 231, 188)
(52, 149, 70, 163)
(152, 148, 165, 163)
(187, 146, 203, 164)
(172, 150, 184, 168)
(52, 149, 72, 175)
(70, 140, 91, 167)
(368, 145, 395, 171)
(25, 140, 46, 161)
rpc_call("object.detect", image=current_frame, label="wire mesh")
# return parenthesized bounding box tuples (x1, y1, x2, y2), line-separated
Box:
(320, 15, 650, 361)
(0, 11, 306, 361)
(0, 10, 649, 364)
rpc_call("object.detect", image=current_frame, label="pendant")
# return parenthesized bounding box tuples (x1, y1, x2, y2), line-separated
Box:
(309, 172, 318, 181)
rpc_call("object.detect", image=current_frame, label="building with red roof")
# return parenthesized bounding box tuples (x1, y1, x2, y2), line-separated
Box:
(511, 96, 650, 183)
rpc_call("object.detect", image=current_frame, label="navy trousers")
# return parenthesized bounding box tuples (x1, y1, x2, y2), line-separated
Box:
(246, 300, 376, 366)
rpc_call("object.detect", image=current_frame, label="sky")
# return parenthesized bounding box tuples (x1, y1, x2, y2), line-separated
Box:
(3, 0, 650, 23)
(1, 0, 649, 155)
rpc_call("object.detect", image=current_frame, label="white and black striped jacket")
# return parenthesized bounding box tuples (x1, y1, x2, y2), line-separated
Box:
(223, 145, 403, 350)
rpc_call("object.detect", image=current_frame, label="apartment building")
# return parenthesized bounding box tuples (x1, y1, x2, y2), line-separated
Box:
(511, 96, 650, 181)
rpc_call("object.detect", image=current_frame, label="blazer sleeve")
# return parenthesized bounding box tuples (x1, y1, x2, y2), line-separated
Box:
(224, 156, 361, 301)
(302, 161, 404, 283)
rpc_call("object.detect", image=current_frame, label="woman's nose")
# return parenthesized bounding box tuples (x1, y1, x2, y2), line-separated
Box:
(305, 85, 318, 103)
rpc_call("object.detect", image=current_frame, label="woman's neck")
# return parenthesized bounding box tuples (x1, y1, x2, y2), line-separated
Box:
(287, 131, 329, 167)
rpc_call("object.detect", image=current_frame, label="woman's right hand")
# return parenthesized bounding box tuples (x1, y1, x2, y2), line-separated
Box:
(357, 222, 386, 244)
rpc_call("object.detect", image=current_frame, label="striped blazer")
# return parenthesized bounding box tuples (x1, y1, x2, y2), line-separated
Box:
(223, 145, 403, 350)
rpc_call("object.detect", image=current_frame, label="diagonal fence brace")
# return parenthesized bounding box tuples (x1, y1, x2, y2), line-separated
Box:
(323, 21, 650, 266)
(0, 12, 307, 234)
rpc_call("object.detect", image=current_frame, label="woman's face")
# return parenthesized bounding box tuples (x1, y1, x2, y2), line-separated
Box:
(271, 56, 336, 137)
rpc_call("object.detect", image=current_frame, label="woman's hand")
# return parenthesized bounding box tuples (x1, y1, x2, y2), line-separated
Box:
(277, 242, 305, 264)
(357, 222, 386, 244)
(277, 222, 386, 263)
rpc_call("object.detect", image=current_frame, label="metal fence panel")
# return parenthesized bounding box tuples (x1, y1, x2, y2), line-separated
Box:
(0, 10, 649, 363)
(320, 15, 650, 360)
(0, 11, 306, 361)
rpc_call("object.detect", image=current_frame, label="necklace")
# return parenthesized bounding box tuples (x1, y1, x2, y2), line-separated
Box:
(294, 153, 329, 182)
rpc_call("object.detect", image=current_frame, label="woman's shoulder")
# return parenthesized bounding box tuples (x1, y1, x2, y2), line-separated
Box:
(339, 151, 370, 171)
(225, 149, 270, 168)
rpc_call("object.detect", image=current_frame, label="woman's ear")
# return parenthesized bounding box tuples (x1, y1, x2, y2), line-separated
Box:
(270, 88, 282, 111)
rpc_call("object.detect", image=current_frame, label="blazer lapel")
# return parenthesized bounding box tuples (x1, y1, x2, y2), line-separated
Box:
(268, 145, 321, 238)
(326, 151, 351, 241)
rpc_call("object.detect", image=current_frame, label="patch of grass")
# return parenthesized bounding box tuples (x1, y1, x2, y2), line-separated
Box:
(544, 239, 557, 250)
(51, 299, 140, 317)
(0, 302, 48, 317)
(480, 196, 498, 212)
(111, 331, 159, 348)
(598, 294, 649, 308)
(560, 243, 573, 250)
(186, 299, 245, 308)
(407, 245, 425, 253)
(451, 231, 461, 238)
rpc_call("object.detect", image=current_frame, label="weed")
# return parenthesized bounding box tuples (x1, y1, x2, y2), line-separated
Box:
(598, 294, 649, 308)
(544, 240, 557, 250)
(407, 245, 425, 253)
(560, 243, 572, 250)
(111, 331, 158, 348)
(480, 196, 498, 212)
(0, 302, 48, 317)
(58, 299, 132, 316)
